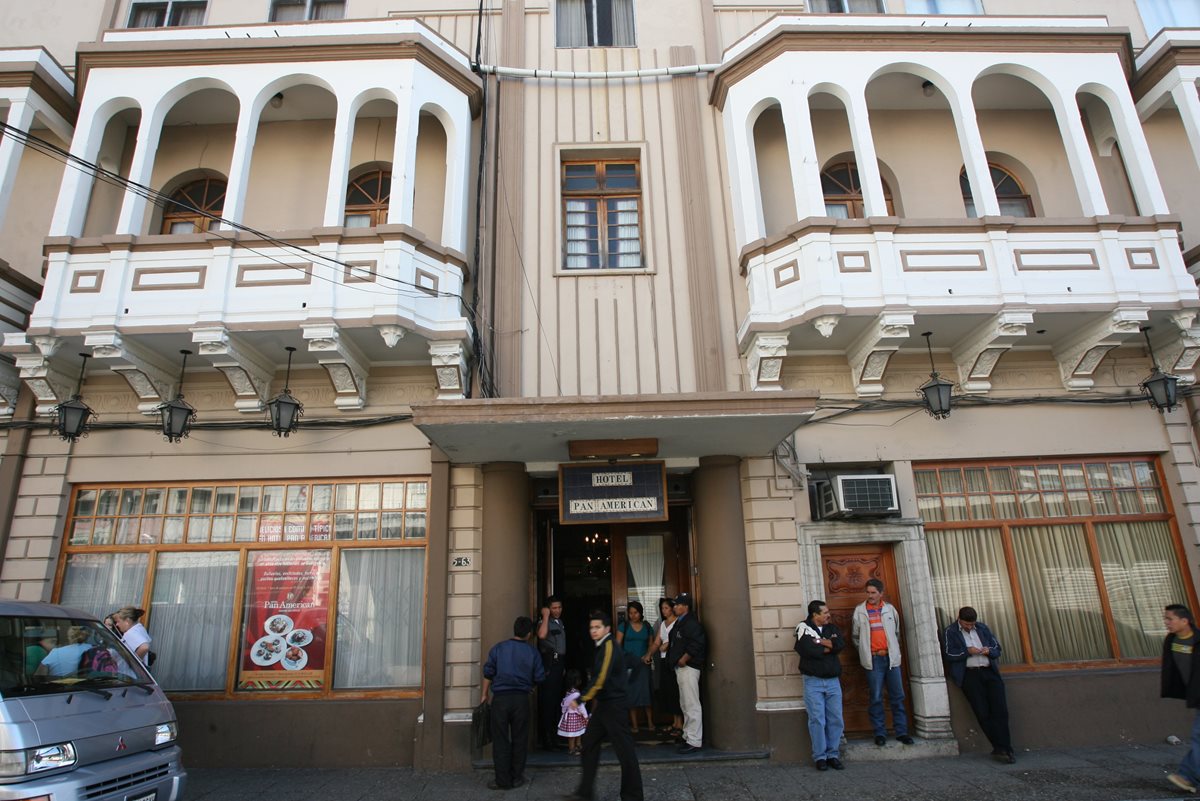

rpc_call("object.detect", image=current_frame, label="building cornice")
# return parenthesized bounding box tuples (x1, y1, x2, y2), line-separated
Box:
(1132, 41, 1200, 102)
(0, 57, 77, 125)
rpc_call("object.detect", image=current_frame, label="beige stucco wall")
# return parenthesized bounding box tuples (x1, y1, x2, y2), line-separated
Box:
(82, 112, 137, 237)
(0, 0, 107, 65)
(1144, 107, 1200, 252)
(980, 0, 1150, 47)
(0, 128, 68, 282)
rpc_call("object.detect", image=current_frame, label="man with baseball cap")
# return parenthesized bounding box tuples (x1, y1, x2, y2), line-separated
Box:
(666, 593, 706, 753)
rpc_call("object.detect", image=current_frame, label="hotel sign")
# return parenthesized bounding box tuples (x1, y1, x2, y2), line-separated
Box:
(559, 461, 668, 524)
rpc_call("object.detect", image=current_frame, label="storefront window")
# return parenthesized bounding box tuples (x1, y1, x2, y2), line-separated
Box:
(918, 457, 1193, 668)
(57, 477, 429, 698)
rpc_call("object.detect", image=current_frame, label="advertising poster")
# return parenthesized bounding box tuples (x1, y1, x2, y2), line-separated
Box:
(238, 550, 330, 690)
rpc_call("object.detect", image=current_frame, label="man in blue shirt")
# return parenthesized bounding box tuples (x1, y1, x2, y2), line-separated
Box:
(943, 606, 1014, 763)
(481, 616, 545, 790)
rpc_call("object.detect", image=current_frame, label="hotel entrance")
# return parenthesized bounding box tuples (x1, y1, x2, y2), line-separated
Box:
(534, 504, 692, 674)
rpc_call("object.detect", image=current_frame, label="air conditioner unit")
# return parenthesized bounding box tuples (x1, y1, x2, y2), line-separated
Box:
(811, 474, 900, 520)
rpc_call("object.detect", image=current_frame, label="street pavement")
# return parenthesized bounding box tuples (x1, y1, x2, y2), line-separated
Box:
(182, 741, 1196, 801)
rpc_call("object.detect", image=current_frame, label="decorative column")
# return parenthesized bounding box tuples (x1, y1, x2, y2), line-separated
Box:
(1171, 81, 1200, 179)
(0, 100, 35, 225)
(479, 463, 530, 661)
(845, 89, 887, 217)
(1103, 87, 1170, 215)
(780, 91, 825, 219)
(946, 81, 999, 217)
(221, 94, 261, 227)
(388, 83, 418, 226)
(49, 100, 112, 236)
(441, 100, 471, 252)
(693, 455, 759, 751)
(322, 97, 356, 227)
(1051, 93, 1109, 217)
(722, 92, 765, 245)
(115, 104, 166, 234)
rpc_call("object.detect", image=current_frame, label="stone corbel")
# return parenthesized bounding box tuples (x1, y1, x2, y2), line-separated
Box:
(191, 327, 276, 412)
(302, 324, 369, 410)
(952, 309, 1035, 394)
(84, 330, 179, 414)
(429, 340, 469, 400)
(812, 316, 839, 339)
(0, 360, 21, 417)
(744, 332, 789, 391)
(9, 335, 76, 415)
(1150, 314, 1200, 385)
(379, 325, 407, 348)
(1053, 306, 1149, 391)
(846, 311, 915, 398)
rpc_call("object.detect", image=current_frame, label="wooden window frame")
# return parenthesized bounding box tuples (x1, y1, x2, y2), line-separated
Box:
(161, 177, 226, 235)
(344, 168, 391, 229)
(916, 455, 1198, 673)
(560, 159, 644, 271)
(961, 163, 1034, 218)
(820, 161, 894, 218)
(55, 477, 429, 701)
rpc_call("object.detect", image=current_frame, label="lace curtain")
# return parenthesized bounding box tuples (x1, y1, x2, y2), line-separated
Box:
(151, 552, 239, 691)
(609, 199, 642, 268)
(625, 535, 665, 630)
(925, 528, 1023, 664)
(565, 199, 598, 268)
(59, 553, 149, 620)
(335, 548, 425, 688)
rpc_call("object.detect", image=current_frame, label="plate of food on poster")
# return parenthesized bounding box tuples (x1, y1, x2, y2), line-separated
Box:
(250, 635, 286, 666)
(282, 645, 309, 671)
(265, 614, 294, 636)
(287, 628, 313, 647)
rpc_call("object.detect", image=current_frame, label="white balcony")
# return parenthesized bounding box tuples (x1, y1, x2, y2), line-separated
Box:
(738, 216, 1200, 395)
(8, 225, 472, 413)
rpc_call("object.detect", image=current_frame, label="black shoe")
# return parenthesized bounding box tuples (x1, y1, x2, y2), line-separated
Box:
(827, 757, 844, 770)
(677, 743, 702, 754)
(897, 735, 914, 745)
(512, 777, 526, 788)
(815, 759, 828, 771)
(488, 781, 511, 791)
(1003, 751, 1016, 764)
(874, 735, 886, 746)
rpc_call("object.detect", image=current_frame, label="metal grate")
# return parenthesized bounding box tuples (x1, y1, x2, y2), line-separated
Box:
(838, 476, 897, 512)
(83, 762, 170, 799)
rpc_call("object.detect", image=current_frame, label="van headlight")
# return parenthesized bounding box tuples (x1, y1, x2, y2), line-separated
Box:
(0, 743, 77, 776)
(155, 721, 178, 746)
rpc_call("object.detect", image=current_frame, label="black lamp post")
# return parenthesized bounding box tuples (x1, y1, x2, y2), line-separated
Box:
(157, 349, 196, 443)
(1140, 326, 1179, 413)
(267, 346, 304, 437)
(53, 353, 95, 442)
(917, 331, 954, 420)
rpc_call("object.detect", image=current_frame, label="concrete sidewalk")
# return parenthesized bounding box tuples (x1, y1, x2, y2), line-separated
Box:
(182, 742, 1194, 801)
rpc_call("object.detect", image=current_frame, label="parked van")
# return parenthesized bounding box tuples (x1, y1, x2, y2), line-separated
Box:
(0, 600, 185, 801)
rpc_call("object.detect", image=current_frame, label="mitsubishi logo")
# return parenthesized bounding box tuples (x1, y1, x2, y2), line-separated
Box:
(115, 737, 127, 752)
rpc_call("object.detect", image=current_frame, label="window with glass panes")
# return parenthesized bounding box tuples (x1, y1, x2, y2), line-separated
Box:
(270, 0, 345, 21)
(128, 1, 206, 27)
(917, 458, 1194, 668)
(562, 160, 643, 270)
(57, 478, 428, 698)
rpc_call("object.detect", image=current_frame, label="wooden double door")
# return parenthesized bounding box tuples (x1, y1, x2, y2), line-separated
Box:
(820, 543, 912, 736)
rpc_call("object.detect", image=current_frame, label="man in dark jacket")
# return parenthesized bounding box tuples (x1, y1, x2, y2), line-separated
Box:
(565, 610, 643, 801)
(942, 606, 1013, 763)
(481, 616, 545, 791)
(667, 593, 706, 753)
(1162, 603, 1200, 794)
(795, 599, 845, 771)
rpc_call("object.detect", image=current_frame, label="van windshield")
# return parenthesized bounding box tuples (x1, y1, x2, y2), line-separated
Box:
(0, 616, 152, 698)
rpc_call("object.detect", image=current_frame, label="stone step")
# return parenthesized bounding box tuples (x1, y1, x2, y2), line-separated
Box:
(840, 735, 959, 762)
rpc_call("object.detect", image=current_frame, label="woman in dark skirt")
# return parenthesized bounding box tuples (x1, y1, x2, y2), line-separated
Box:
(646, 596, 683, 738)
(616, 600, 654, 734)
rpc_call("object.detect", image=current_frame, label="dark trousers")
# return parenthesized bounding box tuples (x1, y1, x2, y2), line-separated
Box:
(961, 667, 1011, 753)
(576, 699, 644, 801)
(490, 692, 530, 787)
(539, 658, 565, 746)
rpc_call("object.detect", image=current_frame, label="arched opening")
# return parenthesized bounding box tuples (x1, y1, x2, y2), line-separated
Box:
(821, 160, 894, 218)
(1077, 90, 1138, 216)
(161, 175, 227, 233)
(972, 70, 1078, 217)
(151, 85, 238, 234)
(751, 104, 795, 236)
(412, 110, 448, 242)
(244, 80, 337, 230)
(960, 163, 1033, 218)
(344, 166, 391, 228)
(82, 107, 141, 237)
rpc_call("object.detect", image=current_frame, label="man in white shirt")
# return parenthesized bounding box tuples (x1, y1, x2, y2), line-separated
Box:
(942, 606, 1014, 763)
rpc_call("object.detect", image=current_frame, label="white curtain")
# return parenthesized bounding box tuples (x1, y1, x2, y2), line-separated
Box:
(335, 548, 425, 688)
(565, 199, 597, 268)
(313, 0, 345, 20)
(271, 1, 306, 21)
(625, 535, 664, 631)
(151, 552, 239, 691)
(556, 0, 589, 46)
(59, 553, 149, 620)
(907, 0, 982, 13)
(1011, 525, 1111, 662)
(1137, 0, 1200, 36)
(129, 3, 165, 27)
(610, 199, 642, 268)
(1096, 521, 1188, 658)
(611, 0, 635, 46)
(925, 528, 1023, 664)
(173, 3, 206, 25)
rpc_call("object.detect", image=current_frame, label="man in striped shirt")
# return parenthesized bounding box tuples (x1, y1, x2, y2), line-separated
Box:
(564, 611, 643, 801)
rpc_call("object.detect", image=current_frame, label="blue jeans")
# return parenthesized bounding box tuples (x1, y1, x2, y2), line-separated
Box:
(866, 654, 908, 737)
(1180, 709, 1200, 782)
(803, 675, 844, 761)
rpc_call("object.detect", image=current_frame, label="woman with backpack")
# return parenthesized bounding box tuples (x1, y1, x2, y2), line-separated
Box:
(112, 607, 152, 666)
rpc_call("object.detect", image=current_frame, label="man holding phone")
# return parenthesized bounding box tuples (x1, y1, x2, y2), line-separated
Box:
(943, 606, 1014, 763)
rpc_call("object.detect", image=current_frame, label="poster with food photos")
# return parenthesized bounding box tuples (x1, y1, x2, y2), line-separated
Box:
(238, 550, 330, 690)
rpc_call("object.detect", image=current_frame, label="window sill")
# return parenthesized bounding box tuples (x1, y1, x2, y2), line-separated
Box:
(555, 267, 653, 277)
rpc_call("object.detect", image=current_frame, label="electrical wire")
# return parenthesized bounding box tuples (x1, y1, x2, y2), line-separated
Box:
(0, 413, 414, 434)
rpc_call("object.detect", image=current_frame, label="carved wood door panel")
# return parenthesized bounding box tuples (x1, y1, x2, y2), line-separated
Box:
(820, 544, 909, 736)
